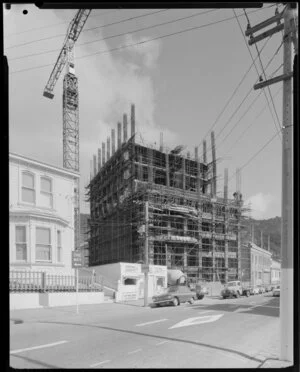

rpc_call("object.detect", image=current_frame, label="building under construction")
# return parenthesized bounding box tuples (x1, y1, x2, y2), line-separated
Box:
(87, 104, 248, 283)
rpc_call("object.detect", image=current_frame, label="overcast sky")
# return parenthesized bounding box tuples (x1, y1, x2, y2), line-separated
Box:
(5, 3, 288, 219)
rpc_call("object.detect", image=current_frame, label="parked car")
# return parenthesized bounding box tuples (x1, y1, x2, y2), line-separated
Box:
(250, 286, 260, 295)
(221, 281, 243, 299)
(265, 285, 273, 292)
(258, 286, 265, 294)
(152, 285, 195, 307)
(273, 285, 280, 297)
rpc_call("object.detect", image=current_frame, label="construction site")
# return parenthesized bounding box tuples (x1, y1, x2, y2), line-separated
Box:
(87, 104, 250, 284)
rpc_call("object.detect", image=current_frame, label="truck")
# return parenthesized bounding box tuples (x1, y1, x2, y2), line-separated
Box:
(220, 280, 251, 299)
(167, 269, 206, 300)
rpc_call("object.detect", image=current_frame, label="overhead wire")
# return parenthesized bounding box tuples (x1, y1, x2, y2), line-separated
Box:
(233, 9, 282, 141)
(5, 9, 122, 37)
(9, 6, 278, 75)
(9, 9, 219, 62)
(243, 9, 282, 135)
(5, 9, 169, 50)
(222, 86, 282, 159)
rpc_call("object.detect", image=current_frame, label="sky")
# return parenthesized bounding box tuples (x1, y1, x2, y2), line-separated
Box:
(4, 3, 290, 219)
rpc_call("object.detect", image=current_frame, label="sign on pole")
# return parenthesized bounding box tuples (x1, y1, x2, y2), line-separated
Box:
(72, 250, 83, 268)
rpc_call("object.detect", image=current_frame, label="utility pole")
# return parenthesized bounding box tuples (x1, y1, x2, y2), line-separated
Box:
(144, 201, 149, 307)
(245, 4, 297, 363)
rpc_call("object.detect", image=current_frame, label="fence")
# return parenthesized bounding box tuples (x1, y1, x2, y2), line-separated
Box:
(10, 270, 104, 293)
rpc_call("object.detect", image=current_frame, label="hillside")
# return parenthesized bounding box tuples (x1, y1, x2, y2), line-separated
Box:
(242, 216, 281, 260)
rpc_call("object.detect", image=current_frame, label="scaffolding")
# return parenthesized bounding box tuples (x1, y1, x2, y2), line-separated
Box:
(87, 105, 250, 283)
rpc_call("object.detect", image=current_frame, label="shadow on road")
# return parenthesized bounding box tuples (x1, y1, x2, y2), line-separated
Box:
(35, 319, 264, 365)
(10, 353, 59, 368)
(188, 296, 279, 317)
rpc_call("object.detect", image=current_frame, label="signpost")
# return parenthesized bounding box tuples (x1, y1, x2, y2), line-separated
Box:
(72, 251, 83, 314)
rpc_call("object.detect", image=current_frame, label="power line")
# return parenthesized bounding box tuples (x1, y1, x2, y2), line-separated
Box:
(9, 6, 277, 75)
(222, 86, 282, 159)
(5, 9, 122, 37)
(9, 9, 219, 62)
(216, 62, 283, 151)
(5, 9, 169, 50)
(229, 128, 281, 181)
(243, 9, 282, 134)
(233, 9, 282, 141)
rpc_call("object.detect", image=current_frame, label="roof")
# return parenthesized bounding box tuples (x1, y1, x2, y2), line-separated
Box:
(9, 152, 80, 178)
(249, 242, 272, 256)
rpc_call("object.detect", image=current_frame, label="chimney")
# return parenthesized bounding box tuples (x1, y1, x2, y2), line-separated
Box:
(111, 129, 115, 155)
(224, 168, 228, 201)
(97, 148, 101, 172)
(203, 140, 207, 163)
(102, 142, 106, 166)
(123, 114, 128, 143)
(107, 137, 110, 160)
(159, 132, 163, 152)
(211, 131, 217, 197)
(117, 122, 122, 149)
(131, 104, 135, 141)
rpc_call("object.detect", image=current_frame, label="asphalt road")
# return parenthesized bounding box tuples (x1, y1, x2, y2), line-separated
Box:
(10, 293, 281, 369)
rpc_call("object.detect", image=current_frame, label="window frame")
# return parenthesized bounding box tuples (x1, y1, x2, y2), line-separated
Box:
(21, 171, 36, 204)
(35, 226, 52, 262)
(15, 225, 27, 262)
(57, 230, 62, 263)
(40, 176, 53, 208)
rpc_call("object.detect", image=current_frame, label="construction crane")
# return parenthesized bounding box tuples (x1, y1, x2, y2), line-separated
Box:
(43, 9, 92, 253)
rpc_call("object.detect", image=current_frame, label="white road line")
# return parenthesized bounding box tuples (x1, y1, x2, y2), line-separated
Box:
(10, 341, 68, 355)
(90, 360, 111, 367)
(156, 341, 169, 346)
(128, 348, 142, 355)
(136, 319, 168, 327)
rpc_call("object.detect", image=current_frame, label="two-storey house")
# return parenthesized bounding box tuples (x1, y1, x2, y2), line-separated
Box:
(9, 152, 79, 274)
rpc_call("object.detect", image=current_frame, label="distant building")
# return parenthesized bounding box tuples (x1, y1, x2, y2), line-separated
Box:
(9, 152, 79, 274)
(270, 258, 281, 286)
(241, 242, 272, 287)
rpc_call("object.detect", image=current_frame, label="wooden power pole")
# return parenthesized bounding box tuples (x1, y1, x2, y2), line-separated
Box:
(245, 3, 297, 363)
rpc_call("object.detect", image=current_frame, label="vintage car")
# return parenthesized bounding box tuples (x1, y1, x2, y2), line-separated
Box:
(152, 285, 195, 307)
(221, 281, 243, 299)
(273, 285, 280, 297)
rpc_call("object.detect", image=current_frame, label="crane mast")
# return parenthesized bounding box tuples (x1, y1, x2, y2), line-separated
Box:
(43, 9, 91, 253)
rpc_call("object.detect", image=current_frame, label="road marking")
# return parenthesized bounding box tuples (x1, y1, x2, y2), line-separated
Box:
(136, 319, 168, 327)
(10, 341, 68, 354)
(156, 341, 169, 346)
(128, 348, 142, 354)
(169, 314, 224, 329)
(90, 360, 111, 367)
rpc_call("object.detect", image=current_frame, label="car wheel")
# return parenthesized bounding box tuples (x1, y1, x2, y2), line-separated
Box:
(197, 295, 204, 300)
(222, 296, 226, 299)
(173, 297, 179, 306)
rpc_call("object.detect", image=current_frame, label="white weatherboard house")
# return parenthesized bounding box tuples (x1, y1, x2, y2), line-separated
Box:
(9, 152, 79, 275)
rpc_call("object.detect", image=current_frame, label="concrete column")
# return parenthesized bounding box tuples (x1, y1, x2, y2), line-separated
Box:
(183, 218, 188, 269)
(224, 168, 228, 201)
(93, 154, 97, 177)
(198, 204, 202, 280)
(182, 157, 186, 190)
(211, 131, 217, 197)
(111, 129, 115, 155)
(203, 140, 207, 163)
(212, 203, 216, 281)
(102, 142, 106, 166)
(148, 148, 153, 183)
(166, 152, 170, 187)
(123, 114, 128, 143)
(237, 220, 241, 280)
(97, 149, 101, 172)
(224, 206, 229, 283)
(131, 104, 135, 141)
(117, 122, 122, 149)
(195, 147, 201, 197)
(138, 154, 143, 181)
(107, 137, 110, 160)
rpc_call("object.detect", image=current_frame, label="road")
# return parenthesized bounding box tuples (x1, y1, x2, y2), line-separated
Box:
(10, 293, 281, 369)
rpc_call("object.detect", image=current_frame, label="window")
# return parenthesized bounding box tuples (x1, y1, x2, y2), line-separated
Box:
(22, 172, 35, 203)
(124, 278, 136, 285)
(57, 230, 62, 263)
(40, 177, 53, 208)
(15, 226, 27, 261)
(36, 227, 51, 261)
